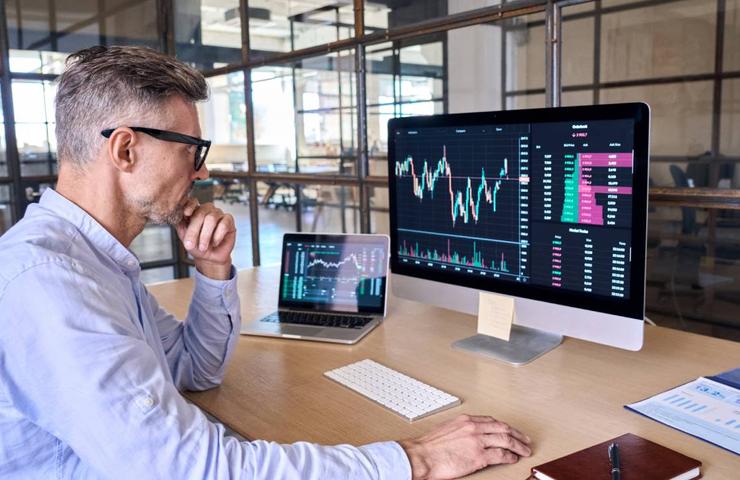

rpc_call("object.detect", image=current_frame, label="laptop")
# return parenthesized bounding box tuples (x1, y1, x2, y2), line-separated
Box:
(241, 233, 390, 344)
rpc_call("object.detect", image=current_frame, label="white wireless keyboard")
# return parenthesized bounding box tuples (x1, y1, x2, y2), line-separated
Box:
(324, 359, 461, 422)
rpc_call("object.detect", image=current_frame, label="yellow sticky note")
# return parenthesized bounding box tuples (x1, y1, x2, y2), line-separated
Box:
(477, 292, 514, 341)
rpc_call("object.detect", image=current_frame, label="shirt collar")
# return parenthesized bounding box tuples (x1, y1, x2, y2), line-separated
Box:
(35, 188, 141, 273)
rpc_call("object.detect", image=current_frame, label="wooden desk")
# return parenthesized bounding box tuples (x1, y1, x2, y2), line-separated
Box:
(148, 267, 740, 479)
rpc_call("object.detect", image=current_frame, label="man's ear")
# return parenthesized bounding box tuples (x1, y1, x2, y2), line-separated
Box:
(106, 127, 138, 173)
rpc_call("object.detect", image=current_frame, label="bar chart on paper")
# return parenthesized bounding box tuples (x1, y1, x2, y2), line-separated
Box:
(627, 377, 740, 455)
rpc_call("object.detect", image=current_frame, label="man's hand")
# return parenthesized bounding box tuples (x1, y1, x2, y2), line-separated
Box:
(176, 199, 236, 280)
(398, 414, 532, 480)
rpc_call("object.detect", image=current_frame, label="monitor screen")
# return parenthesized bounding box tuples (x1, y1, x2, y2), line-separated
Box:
(388, 103, 649, 320)
(278, 233, 389, 314)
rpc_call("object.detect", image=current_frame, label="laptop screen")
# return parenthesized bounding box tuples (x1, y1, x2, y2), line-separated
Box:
(278, 233, 390, 314)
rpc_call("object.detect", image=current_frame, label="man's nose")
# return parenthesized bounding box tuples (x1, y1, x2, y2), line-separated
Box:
(194, 163, 210, 181)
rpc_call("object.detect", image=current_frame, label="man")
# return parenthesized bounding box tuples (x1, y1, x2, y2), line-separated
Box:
(0, 46, 531, 479)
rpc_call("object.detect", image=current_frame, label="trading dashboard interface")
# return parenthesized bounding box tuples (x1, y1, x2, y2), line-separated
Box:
(389, 105, 649, 316)
(278, 234, 389, 314)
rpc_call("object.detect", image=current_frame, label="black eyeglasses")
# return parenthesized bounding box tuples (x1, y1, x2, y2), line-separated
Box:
(101, 127, 211, 171)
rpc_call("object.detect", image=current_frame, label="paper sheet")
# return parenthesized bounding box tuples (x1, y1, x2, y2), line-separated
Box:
(477, 292, 514, 341)
(626, 377, 740, 455)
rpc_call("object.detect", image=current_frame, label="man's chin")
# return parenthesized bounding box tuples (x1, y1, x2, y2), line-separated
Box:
(148, 205, 185, 226)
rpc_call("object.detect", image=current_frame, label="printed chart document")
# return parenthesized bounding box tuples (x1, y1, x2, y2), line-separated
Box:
(626, 371, 740, 455)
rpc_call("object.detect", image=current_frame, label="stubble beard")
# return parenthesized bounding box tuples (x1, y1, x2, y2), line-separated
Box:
(134, 188, 193, 226)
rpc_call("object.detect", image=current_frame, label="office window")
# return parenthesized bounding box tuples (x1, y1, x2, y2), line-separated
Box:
(599, 0, 716, 83)
(198, 72, 247, 173)
(248, 1, 355, 56)
(506, 93, 545, 110)
(252, 55, 359, 176)
(646, 204, 740, 340)
(367, 0, 490, 30)
(174, 0, 241, 70)
(561, 16, 594, 88)
(601, 0, 644, 6)
(293, 52, 358, 175)
(505, 13, 546, 93)
(562, 89, 594, 107)
(256, 180, 297, 266)
(446, 23, 502, 115)
(6, 0, 159, 58)
(140, 266, 176, 285)
(720, 79, 740, 159)
(251, 65, 296, 173)
(366, 42, 395, 170)
(17, 180, 52, 217)
(130, 224, 174, 264)
(8, 50, 67, 75)
(369, 186, 389, 235)
(601, 82, 714, 186)
(0, 184, 12, 235)
(12, 80, 57, 177)
(725, 0, 740, 71)
(365, 38, 444, 176)
(300, 184, 360, 234)
(103, 0, 159, 49)
(399, 42, 444, 104)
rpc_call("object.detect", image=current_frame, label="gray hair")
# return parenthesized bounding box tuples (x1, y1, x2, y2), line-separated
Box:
(55, 45, 208, 166)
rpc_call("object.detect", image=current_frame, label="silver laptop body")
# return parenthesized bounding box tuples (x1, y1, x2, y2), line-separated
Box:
(241, 233, 390, 344)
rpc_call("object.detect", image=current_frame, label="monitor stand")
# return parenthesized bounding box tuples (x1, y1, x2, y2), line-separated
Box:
(452, 325, 563, 366)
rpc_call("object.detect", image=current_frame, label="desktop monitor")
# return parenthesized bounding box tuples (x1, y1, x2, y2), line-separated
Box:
(387, 103, 650, 364)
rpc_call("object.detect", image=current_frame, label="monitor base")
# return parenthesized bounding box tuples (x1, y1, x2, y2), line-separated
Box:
(452, 326, 563, 366)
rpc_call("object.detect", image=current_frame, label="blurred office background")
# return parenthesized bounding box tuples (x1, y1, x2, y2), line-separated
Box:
(0, 0, 738, 340)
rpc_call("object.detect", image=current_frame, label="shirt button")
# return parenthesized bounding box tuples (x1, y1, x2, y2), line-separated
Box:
(135, 394, 156, 412)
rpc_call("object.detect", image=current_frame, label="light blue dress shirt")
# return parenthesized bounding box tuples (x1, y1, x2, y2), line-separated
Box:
(0, 189, 411, 480)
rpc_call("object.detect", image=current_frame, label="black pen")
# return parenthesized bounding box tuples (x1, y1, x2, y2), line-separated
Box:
(608, 442, 621, 480)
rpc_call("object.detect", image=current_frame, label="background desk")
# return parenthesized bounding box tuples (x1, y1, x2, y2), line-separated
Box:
(149, 267, 740, 479)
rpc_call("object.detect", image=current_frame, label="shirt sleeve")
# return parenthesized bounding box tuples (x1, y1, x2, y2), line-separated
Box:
(0, 262, 412, 480)
(144, 266, 241, 391)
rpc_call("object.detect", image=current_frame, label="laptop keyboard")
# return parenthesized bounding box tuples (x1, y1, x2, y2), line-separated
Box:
(261, 311, 373, 329)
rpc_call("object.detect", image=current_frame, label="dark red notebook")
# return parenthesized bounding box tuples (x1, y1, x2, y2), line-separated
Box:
(531, 433, 701, 480)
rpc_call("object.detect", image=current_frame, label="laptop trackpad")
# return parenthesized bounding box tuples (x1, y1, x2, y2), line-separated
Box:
(280, 325, 324, 336)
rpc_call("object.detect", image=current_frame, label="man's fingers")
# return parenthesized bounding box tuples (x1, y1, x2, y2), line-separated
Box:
(184, 220, 203, 250)
(179, 203, 235, 253)
(212, 216, 235, 247)
(483, 447, 519, 465)
(197, 213, 220, 251)
(482, 433, 532, 457)
(182, 204, 212, 250)
(183, 198, 200, 217)
(175, 220, 187, 241)
(463, 416, 531, 444)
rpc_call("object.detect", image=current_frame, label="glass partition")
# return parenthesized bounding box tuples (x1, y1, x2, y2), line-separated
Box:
(199, 72, 247, 173)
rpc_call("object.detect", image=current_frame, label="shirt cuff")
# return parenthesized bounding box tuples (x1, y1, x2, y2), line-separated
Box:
(358, 441, 412, 480)
(193, 265, 238, 305)
(191, 265, 240, 339)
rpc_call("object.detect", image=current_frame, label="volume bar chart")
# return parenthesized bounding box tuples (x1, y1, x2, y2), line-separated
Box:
(398, 233, 518, 278)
